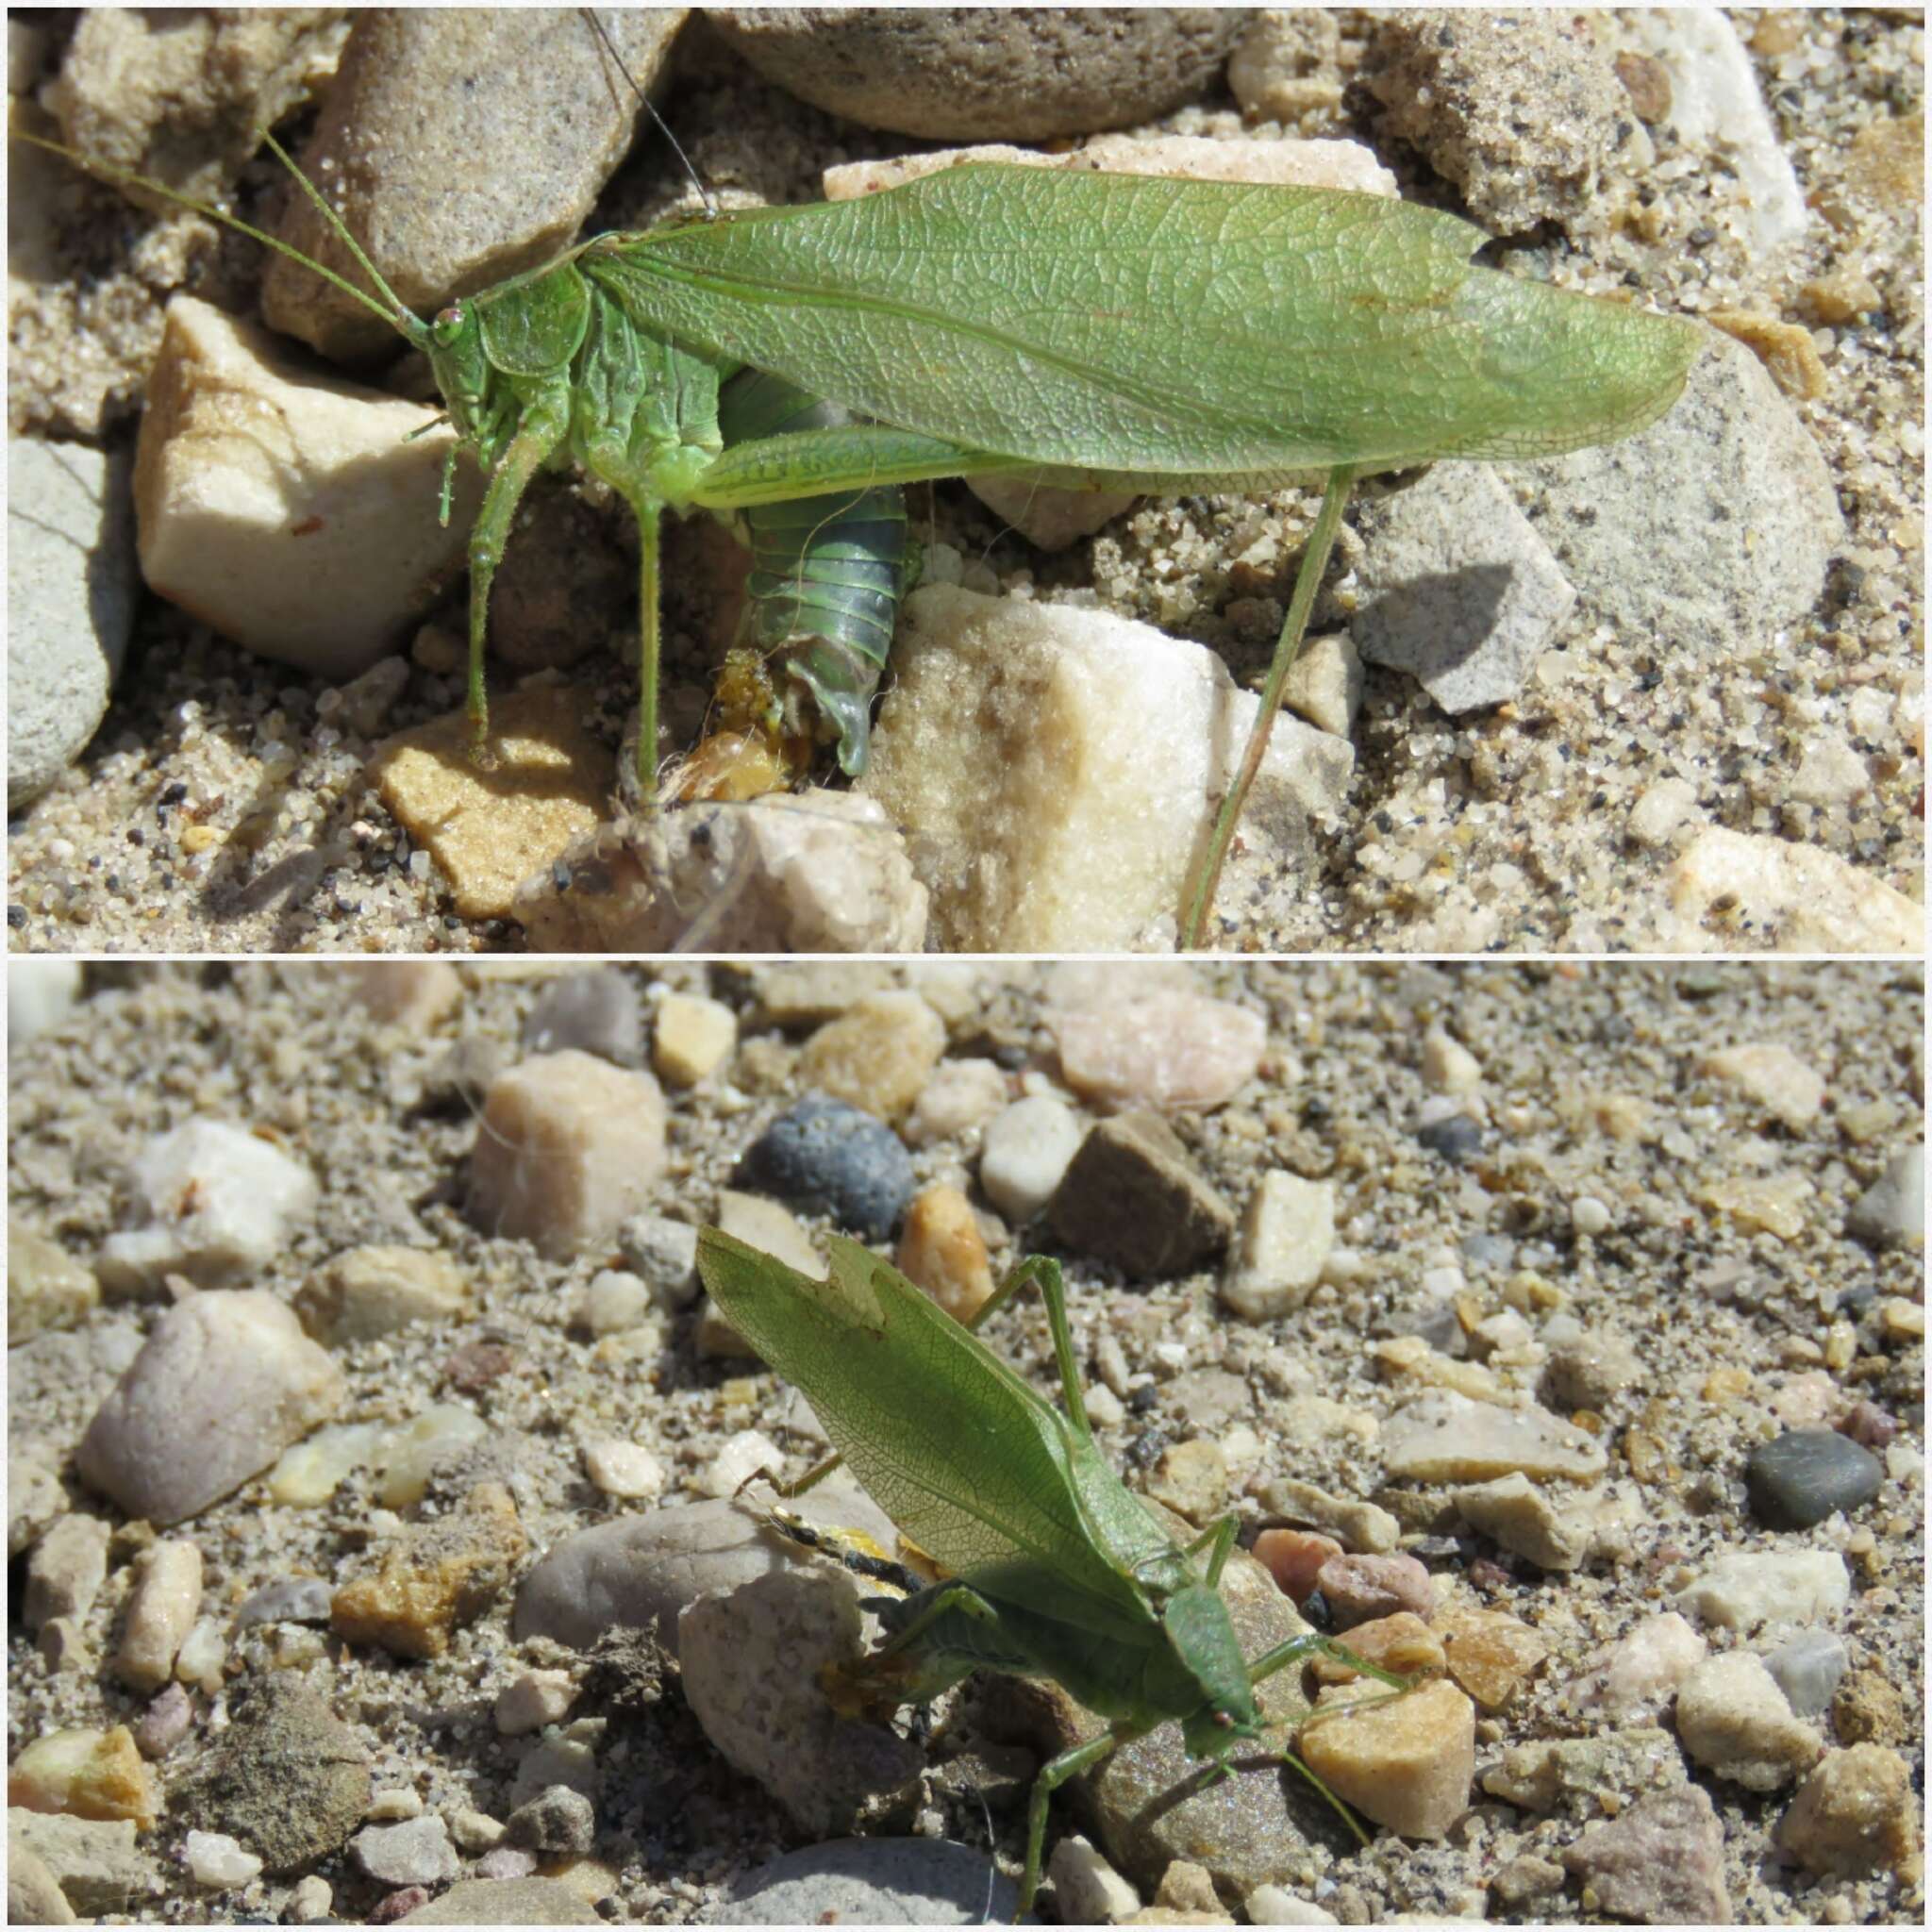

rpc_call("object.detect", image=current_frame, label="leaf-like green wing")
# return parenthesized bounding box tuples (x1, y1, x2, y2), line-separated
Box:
(697, 1227, 1156, 1637)
(587, 164, 1699, 481)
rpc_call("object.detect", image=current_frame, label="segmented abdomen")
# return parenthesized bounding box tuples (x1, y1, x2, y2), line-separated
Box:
(717, 369, 912, 777)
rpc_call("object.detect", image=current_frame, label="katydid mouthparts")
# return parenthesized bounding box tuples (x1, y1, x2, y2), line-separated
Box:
(19, 121, 1698, 946)
(696, 1226, 1414, 1917)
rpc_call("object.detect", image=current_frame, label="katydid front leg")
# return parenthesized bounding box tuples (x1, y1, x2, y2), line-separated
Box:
(462, 390, 573, 757)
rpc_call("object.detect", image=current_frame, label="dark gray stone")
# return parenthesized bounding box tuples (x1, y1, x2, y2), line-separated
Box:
(1745, 1429, 1883, 1531)
(736, 1093, 914, 1239)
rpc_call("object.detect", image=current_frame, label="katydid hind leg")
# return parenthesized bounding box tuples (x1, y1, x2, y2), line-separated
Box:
(1179, 462, 1356, 951)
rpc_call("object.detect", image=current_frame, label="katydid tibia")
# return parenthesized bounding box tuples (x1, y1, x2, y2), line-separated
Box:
(696, 1227, 1410, 1917)
(21, 122, 1699, 945)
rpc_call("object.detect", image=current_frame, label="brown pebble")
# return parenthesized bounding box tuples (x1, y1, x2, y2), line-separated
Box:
(1831, 1669, 1909, 1747)
(1316, 1551, 1433, 1629)
(1253, 1527, 1342, 1605)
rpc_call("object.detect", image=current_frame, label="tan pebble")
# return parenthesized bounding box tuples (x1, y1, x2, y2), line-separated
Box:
(370, 689, 610, 921)
(1707, 309, 1828, 400)
(652, 994, 738, 1087)
(1696, 1042, 1826, 1131)
(1702, 1364, 1755, 1406)
(340, 960, 461, 1027)
(331, 1484, 527, 1661)
(7, 1222, 100, 1343)
(1297, 1678, 1474, 1839)
(114, 1540, 204, 1691)
(24, 1514, 110, 1630)
(1667, 827, 1921, 953)
(1144, 1440, 1228, 1524)
(1879, 1297, 1924, 1341)
(1312, 1612, 1445, 1684)
(1694, 1172, 1814, 1241)
(495, 1668, 577, 1737)
(895, 1184, 995, 1324)
(295, 1244, 470, 1343)
(1420, 1028, 1481, 1096)
(798, 991, 946, 1123)
(1776, 1744, 1920, 1879)
(1439, 1611, 1548, 1711)
(1154, 1860, 1224, 1914)
(7, 1724, 159, 1829)
(465, 1051, 666, 1258)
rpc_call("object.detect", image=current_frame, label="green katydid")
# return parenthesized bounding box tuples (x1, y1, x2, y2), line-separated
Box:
(696, 1225, 1411, 1917)
(20, 112, 1700, 944)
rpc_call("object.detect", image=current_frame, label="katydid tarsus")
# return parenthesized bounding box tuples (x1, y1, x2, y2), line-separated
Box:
(696, 1227, 1411, 1917)
(21, 60, 1700, 944)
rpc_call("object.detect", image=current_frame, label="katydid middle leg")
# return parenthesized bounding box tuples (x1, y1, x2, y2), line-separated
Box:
(1020, 1721, 1155, 1919)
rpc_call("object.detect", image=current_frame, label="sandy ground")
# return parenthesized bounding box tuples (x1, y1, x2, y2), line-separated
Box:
(6, 9, 1924, 954)
(5, 958, 1924, 1921)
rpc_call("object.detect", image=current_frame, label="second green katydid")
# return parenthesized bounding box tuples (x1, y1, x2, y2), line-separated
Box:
(24, 126, 1699, 943)
(696, 1225, 1412, 1916)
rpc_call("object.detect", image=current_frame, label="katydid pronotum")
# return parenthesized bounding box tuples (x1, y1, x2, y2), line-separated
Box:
(696, 1226, 1411, 1917)
(21, 92, 1699, 945)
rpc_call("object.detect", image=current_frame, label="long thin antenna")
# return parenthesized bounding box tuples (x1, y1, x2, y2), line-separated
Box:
(11, 125, 427, 348)
(580, 7, 718, 219)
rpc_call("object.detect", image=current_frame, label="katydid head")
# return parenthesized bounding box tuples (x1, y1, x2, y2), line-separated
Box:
(1163, 1583, 1265, 1757)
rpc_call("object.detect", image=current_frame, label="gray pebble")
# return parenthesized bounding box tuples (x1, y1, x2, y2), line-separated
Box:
(736, 1093, 915, 1240)
(1518, 330, 1844, 661)
(523, 969, 645, 1066)
(1415, 1111, 1484, 1163)
(234, 1576, 336, 1627)
(1351, 463, 1576, 713)
(1745, 1429, 1883, 1530)
(352, 1814, 458, 1888)
(263, 10, 682, 360)
(76, 1291, 343, 1525)
(512, 1491, 899, 1657)
(708, 1836, 1022, 1925)
(1845, 1146, 1924, 1248)
(618, 1212, 702, 1307)
(503, 1785, 594, 1857)
(708, 9, 1245, 142)
(8, 438, 137, 809)
(1763, 1627, 1849, 1719)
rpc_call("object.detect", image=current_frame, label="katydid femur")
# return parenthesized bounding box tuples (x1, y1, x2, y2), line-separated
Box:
(22, 119, 1698, 945)
(698, 1229, 1412, 1915)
